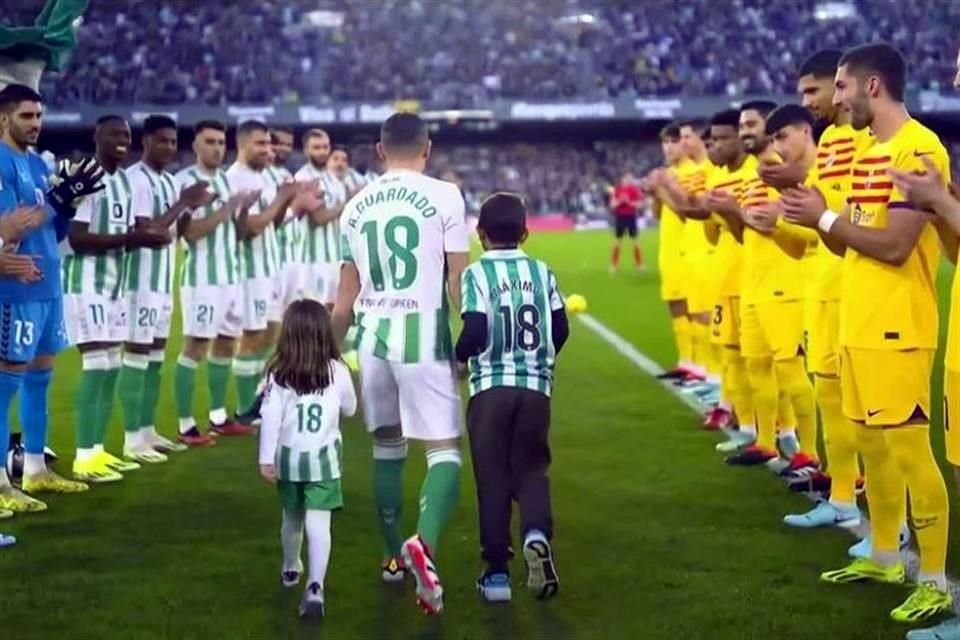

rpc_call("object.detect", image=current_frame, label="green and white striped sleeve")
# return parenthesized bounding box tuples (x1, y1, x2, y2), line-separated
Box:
(461, 265, 486, 315)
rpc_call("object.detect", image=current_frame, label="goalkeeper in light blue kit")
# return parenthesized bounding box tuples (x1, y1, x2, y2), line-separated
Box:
(0, 84, 104, 544)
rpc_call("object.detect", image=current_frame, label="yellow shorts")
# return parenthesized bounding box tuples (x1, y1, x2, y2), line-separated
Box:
(711, 296, 741, 348)
(839, 347, 934, 427)
(945, 368, 960, 466)
(660, 257, 687, 302)
(739, 300, 805, 361)
(806, 299, 840, 377)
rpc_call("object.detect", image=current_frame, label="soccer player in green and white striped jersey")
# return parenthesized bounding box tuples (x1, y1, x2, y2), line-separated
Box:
(454, 192, 569, 603)
(332, 113, 469, 615)
(65, 115, 171, 484)
(120, 115, 214, 464)
(226, 121, 304, 422)
(267, 127, 303, 309)
(295, 129, 346, 307)
(172, 119, 252, 446)
(258, 299, 357, 617)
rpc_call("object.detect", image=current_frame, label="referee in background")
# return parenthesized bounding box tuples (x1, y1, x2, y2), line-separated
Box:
(609, 172, 644, 273)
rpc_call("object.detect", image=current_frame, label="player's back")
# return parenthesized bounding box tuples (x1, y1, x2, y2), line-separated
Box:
(341, 169, 467, 363)
(840, 118, 948, 351)
(0, 142, 60, 302)
(462, 250, 564, 397)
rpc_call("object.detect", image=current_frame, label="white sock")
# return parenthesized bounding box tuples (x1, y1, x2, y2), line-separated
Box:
(23, 453, 46, 476)
(873, 549, 901, 569)
(209, 407, 227, 427)
(740, 424, 757, 438)
(778, 427, 797, 440)
(281, 509, 305, 572)
(93, 444, 105, 453)
(178, 417, 197, 434)
(917, 572, 949, 592)
(124, 430, 143, 451)
(707, 374, 721, 385)
(0, 467, 10, 487)
(304, 509, 332, 588)
(75, 447, 96, 462)
(140, 426, 159, 442)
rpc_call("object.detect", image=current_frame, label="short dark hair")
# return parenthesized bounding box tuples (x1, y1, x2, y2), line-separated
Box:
(380, 113, 428, 154)
(237, 120, 269, 139)
(765, 104, 815, 136)
(740, 100, 778, 118)
(710, 109, 741, 128)
(798, 49, 843, 79)
(680, 118, 707, 132)
(839, 42, 906, 102)
(302, 128, 328, 146)
(659, 123, 681, 141)
(269, 126, 293, 144)
(330, 144, 350, 158)
(0, 84, 42, 112)
(195, 119, 226, 135)
(95, 114, 127, 128)
(478, 192, 527, 245)
(143, 115, 177, 135)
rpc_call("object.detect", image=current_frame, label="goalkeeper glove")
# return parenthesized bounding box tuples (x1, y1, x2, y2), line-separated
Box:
(47, 158, 106, 218)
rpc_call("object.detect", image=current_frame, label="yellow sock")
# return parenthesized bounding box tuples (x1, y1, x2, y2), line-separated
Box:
(816, 376, 859, 504)
(856, 426, 906, 557)
(672, 316, 692, 366)
(746, 356, 778, 450)
(708, 342, 725, 383)
(725, 349, 754, 429)
(776, 357, 817, 457)
(886, 426, 950, 577)
(690, 321, 710, 373)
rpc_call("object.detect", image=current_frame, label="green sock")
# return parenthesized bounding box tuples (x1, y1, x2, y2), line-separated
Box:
(175, 354, 198, 420)
(118, 355, 149, 433)
(374, 456, 406, 558)
(100, 364, 121, 445)
(417, 450, 462, 552)
(75, 360, 105, 450)
(233, 355, 262, 414)
(207, 356, 231, 413)
(141, 353, 163, 428)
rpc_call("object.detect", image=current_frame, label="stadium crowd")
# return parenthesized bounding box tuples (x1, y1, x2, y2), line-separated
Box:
(3, 0, 957, 106)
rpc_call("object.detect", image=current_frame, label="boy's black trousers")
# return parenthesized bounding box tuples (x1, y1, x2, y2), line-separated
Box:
(466, 386, 553, 573)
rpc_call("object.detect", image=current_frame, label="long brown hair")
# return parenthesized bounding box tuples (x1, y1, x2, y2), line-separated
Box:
(266, 299, 341, 395)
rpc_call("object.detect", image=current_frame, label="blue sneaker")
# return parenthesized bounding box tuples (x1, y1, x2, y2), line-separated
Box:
(0, 532, 15, 548)
(906, 616, 960, 640)
(848, 524, 911, 559)
(783, 501, 861, 529)
(476, 572, 511, 603)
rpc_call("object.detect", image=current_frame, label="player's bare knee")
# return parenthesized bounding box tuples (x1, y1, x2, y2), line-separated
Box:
(424, 438, 461, 453)
(29, 354, 56, 371)
(212, 336, 236, 360)
(183, 337, 209, 362)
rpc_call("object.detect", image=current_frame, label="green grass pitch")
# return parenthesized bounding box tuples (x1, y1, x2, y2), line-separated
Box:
(2, 229, 957, 639)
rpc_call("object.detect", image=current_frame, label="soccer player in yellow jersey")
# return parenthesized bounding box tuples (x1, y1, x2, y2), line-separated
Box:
(724, 101, 817, 472)
(886, 46, 960, 640)
(648, 124, 698, 381)
(761, 51, 874, 531)
(782, 42, 951, 623)
(675, 121, 724, 402)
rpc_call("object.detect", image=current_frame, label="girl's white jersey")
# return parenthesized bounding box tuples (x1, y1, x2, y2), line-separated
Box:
(258, 360, 357, 483)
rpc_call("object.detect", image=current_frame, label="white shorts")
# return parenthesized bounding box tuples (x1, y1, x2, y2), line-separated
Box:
(181, 284, 242, 339)
(358, 351, 462, 441)
(64, 293, 127, 345)
(303, 262, 339, 306)
(127, 290, 172, 345)
(278, 262, 305, 309)
(242, 275, 283, 332)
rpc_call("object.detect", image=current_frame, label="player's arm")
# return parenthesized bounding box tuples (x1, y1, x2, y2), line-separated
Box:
(332, 261, 360, 346)
(153, 181, 213, 229)
(257, 379, 284, 481)
(826, 205, 926, 266)
(704, 219, 721, 246)
(706, 191, 744, 243)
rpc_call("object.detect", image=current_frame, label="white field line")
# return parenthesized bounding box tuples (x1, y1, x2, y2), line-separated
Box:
(577, 312, 960, 609)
